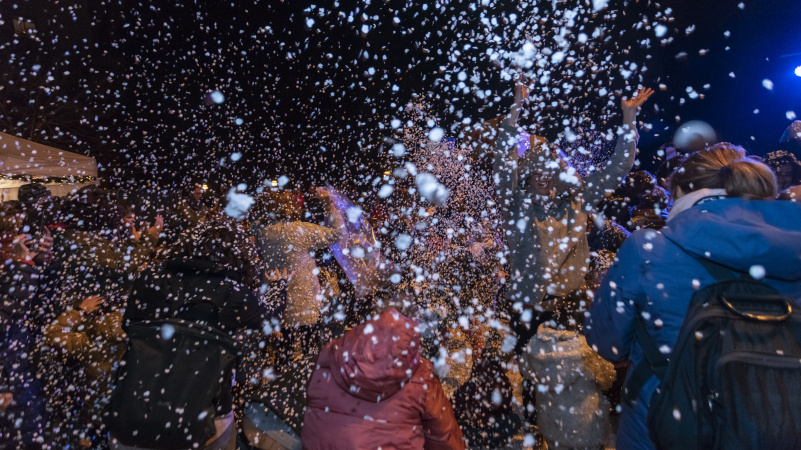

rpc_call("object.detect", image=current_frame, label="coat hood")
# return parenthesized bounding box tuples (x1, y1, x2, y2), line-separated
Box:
(326, 308, 421, 402)
(661, 198, 801, 281)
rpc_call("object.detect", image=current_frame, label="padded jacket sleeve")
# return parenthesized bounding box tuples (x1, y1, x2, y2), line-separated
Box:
(584, 233, 644, 363)
(583, 125, 638, 209)
(419, 360, 466, 450)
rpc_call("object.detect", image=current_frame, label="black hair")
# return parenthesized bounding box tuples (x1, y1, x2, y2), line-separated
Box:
(250, 191, 303, 225)
(67, 186, 122, 234)
(166, 219, 260, 286)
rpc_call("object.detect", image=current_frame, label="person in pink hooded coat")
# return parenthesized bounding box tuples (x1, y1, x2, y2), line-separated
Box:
(302, 308, 465, 450)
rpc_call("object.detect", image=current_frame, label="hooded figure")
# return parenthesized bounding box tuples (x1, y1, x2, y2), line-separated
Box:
(302, 308, 465, 450)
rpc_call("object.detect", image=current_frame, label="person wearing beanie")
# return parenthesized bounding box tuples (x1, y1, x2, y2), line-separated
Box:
(16, 183, 50, 208)
(17, 183, 52, 238)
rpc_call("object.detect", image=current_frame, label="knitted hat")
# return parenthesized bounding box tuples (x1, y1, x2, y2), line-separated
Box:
(17, 183, 51, 206)
(779, 121, 801, 155)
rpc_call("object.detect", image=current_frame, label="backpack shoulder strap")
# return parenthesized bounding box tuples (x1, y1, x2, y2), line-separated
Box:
(695, 257, 741, 282)
(623, 317, 670, 406)
(624, 237, 745, 406)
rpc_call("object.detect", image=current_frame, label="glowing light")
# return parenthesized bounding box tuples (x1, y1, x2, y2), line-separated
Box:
(383, 170, 391, 176)
(271, 180, 278, 187)
(209, 90, 225, 104)
(795, 66, 801, 77)
(201, 184, 209, 191)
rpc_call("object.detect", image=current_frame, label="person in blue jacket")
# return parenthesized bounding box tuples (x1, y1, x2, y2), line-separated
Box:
(584, 142, 801, 450)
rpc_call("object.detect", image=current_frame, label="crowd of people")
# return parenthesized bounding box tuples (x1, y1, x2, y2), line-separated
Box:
(2, 81, 801, 450)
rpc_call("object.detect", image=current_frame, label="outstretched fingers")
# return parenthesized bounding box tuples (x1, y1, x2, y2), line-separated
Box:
(625, 87, 654, 108)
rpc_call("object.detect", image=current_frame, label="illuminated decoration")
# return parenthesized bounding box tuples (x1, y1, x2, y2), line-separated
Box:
(0, 174, 96, 183)
(201, 183, 209, 190)
(795, 65, 801, 77)
(271, 180, 278, 187)
(0, 132, 98, 201)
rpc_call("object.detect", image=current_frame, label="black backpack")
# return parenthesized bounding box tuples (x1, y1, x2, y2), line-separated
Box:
(624, 257, 801, 450)
(107, 313, 237, 449)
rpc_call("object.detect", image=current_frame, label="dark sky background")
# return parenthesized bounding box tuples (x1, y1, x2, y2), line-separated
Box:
(1, 0, 799, 195)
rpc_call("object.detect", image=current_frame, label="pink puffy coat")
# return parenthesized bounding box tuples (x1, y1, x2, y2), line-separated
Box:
(302, 309, 465, 450)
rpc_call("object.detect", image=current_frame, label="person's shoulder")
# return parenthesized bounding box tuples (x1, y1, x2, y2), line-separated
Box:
(628, 226, 665, 242)
(612, 227, 670, 262)
(409, 357, 438, 384)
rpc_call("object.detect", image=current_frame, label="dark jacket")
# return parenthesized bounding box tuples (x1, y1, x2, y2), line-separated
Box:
(0, 260, 49, 448)
(585, 198, 801, 450)
(125, 258, 281, 332)
(452, 355, 520, 448)
(124, 258, 284, 417)
(1, 260, 43, 385)
(302, 309, 465, 450)
(53, 229, 157, 310)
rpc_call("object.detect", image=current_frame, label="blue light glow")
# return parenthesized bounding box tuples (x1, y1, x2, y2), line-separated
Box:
(795, 66, 801, 77)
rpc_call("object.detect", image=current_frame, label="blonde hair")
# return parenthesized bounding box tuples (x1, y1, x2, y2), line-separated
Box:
(669, 143, 777, 200)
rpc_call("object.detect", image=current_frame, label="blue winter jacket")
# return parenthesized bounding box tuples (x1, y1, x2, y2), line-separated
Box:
(585, 198, 801, 450)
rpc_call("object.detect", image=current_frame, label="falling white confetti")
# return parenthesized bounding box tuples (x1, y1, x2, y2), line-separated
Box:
(378, 184, 394, 198)
(592, 0, 609, 12)
(415, 173, 449, 206)
(394, 234, 412, 251)
(749, 265, 766, 280)
(428, 127, 445, 143)
(346, 206, 363, 223)
(224, 187, 254, 220)
(209, 90, 225, 104)
(160, 323, 175, 340)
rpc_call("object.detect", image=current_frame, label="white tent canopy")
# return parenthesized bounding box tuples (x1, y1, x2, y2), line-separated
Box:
(0, 132, 98, 201)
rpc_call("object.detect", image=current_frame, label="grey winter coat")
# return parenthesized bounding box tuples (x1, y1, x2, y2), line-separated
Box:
(493, 121, 637, 308)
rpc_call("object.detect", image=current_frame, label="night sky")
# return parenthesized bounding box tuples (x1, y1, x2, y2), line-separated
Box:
(1, 0, 799, 194)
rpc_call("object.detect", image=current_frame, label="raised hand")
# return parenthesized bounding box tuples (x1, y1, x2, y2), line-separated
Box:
(146, 214, 164, 239)
(0, 393, 12, 413)
(36, 234, 54, 256)
(621, 87, 654, 118)
(78, 295, 103, 313)
(316, 187, 331, 199)
(131, 225, 142, 241)
(508, 75, 529, 127)
(266, 267, 294, 281)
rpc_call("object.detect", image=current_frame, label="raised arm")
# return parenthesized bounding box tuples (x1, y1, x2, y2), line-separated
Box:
(492, 83, 528, 223)
(585, 87, 654, 208)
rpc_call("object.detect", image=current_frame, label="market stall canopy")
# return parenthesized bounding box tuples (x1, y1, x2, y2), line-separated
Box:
(0, 132, 98, 201)
(0, 132, 98, 178)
